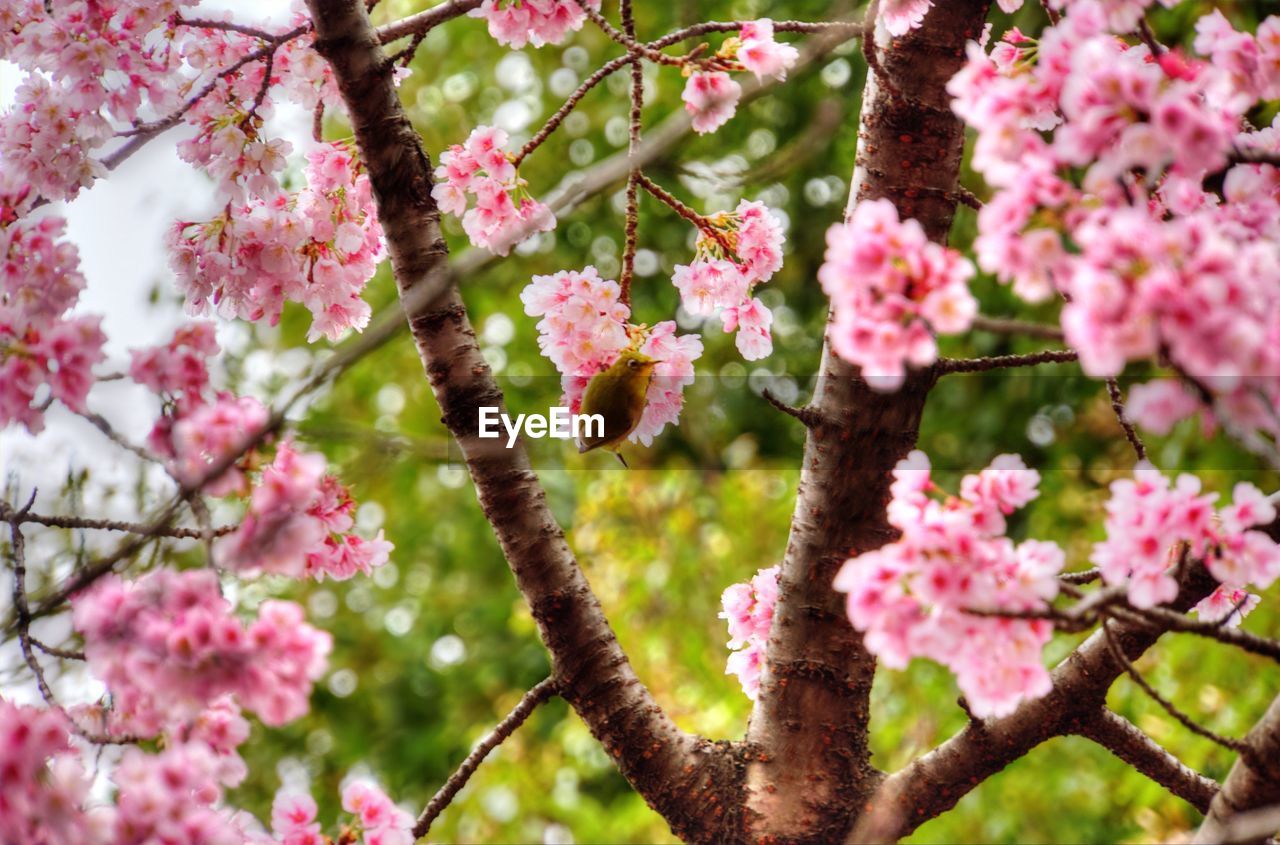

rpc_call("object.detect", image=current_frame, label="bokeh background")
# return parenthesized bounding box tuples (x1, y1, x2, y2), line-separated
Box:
(4, 0, 1279, 842)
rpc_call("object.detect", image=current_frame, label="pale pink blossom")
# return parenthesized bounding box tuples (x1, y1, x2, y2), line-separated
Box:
(737, 20, 799, 81)
(682, 72, 742, 134)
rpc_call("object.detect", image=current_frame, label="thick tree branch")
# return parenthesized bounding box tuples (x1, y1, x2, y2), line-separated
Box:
(1076, 709, 1218, 814)
(854, 564, 1220, 842)
(1195, 694, 1280, 844)
(741, 2, 990, 841)
(302, 2, 739, 840)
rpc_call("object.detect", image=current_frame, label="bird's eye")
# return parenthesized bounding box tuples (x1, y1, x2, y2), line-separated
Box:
(627, 358, 639, 369)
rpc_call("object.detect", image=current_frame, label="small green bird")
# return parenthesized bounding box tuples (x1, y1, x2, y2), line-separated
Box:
(576, 348, 658, 468)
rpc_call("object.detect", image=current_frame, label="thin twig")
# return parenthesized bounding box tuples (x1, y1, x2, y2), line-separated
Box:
(1112, 604, 1280, 663)
(412, 677, 559, 838)
(935, 349, 1079, 374)
(15, 511, 236, 540)
(970, 314, 1066, 341)
(762, 389, 822, 427)
(634, 173, 736, 256)
(619, 0, 643, 306)
(1106, 378, 1147, 461)
(576, 1, 687, 67)
(1103, 620, 1251, 756)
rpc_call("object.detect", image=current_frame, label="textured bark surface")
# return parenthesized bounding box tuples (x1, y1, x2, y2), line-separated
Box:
(1194, 693, 1280, 844)
(741, 3, 988, 842)
(303, 2, 740, 841)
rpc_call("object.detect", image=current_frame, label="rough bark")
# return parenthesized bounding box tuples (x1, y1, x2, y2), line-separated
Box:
(1194, 693, 1280, 844)
(741, 2, 989, 841)
(1077, 709, 1218, 814)
(302, 2, 738, 840)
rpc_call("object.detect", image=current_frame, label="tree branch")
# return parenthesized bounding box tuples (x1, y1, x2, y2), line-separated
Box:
(1195, 694, 1280, 844)
(1075, 709, 1218, 814)
(413, 677, 558, 838)
(853, 564, 1220, 842)
(302, 2, 739, 840)
(742, 2, 990, 841)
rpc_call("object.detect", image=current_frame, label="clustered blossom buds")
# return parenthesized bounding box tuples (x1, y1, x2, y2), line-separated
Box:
(0, 205, 106, 432)
(0, 699, 106, 844)
(672, 199, 785, 360)
(251, 779, 413, 845)
(1092, 462, 1279, 611)
(1, 697, 409, 845)
(818, 198, 976, 391)
(521, 266, 702, 445)
(470, 0, 601, 49)
(169, 143, 384, 343)
(72, 568, 333, 733)
(432, 125, 555, 255)
(834, 451, 1062, 718)
(949, 2, 1280, 445)
(682, 20, 798, 134)
(720, 566, 779, 699)
(220, 440, 394, 581)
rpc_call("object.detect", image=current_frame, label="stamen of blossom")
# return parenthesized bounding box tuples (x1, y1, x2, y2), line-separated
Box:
(432, 125, 555, 255)
(833, 450, 1061, 718)
(818, 198, 976, 391)
(521, 266, 703, 446)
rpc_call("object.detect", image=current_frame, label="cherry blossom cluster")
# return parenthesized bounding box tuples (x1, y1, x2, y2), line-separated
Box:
(251, 779, 414, 845)
(1092, 462, 1280, 613)
(0, 698, 106, 844)
(432, 126, 555, 256)
(672, 199, 785, 360)
(219, 440, 394, 581)
(833, 451, 1062, 717)
(818, 198, 976, 391)
(948, 2, 1280, 444)
(719, 566, 779, 699)
(71, 567, 333, 733)
(0, 205, 105, 432)
(169, 143, 385, 343)
(683, 20, 800, 134)
(0, 1, 338, 206)
(521, 266, 702, 445)
(470, 0, 601, 49)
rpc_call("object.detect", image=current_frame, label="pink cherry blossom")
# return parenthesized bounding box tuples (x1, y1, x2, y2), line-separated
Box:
(469, 0, 601, 49)
(169, 142, 383, 342)
(737, 20, 799, 82)
(720, 566, 779, 699)
(1126, 379, 1206, 435)
(1092, 462, 1280, 608)
(833, 450, 1062, 717)
(72, 568, 333, 734)
(433, 126, 555, 254)
(819, 199, 976, 390)
(682, 72, 743, 134)
(522, 266, 703, 446)
(882, 0, 934, 37)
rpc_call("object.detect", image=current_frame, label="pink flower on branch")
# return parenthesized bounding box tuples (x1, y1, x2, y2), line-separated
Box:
(682, 71, 742, 135)
(818, 199, 976, 391)
(433, 125, 555, 255)
(470, 0, 601, 49)
(833, 450, 1060, 718)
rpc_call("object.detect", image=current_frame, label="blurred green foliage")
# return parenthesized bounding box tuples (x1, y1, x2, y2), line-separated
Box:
(218, 0, 1280, 842)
